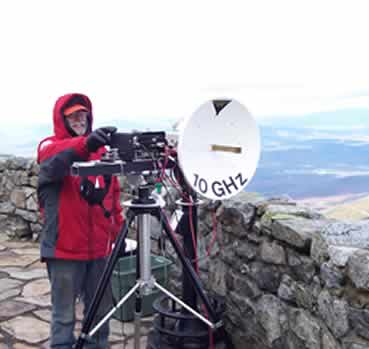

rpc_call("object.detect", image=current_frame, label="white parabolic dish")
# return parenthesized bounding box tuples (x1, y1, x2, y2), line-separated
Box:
(177, 99, 261, 200)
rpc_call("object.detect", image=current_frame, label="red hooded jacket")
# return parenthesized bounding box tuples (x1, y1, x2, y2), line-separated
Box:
(37, 93, 124, 260)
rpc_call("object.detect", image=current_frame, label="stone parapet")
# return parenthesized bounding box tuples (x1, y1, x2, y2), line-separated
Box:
(198, 195, 369, 349)
(0, 157, 40, 240)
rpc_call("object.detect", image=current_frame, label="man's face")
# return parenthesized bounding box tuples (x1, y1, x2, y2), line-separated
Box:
(65, 110, 88, 136)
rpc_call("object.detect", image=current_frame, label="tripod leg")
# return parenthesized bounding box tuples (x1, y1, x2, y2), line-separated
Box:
(155, 208, 218, 323)
(134, 306, 142, 349)
(74, 210, 136, 349)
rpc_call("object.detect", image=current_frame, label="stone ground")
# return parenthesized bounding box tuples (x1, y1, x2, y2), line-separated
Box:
(0, 235, 153, 349)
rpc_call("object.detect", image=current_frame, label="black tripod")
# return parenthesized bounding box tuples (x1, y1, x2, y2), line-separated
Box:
(74, 181, 226, 349)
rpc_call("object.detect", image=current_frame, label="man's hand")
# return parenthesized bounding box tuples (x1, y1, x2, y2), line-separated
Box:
(86, 126, 117, 152)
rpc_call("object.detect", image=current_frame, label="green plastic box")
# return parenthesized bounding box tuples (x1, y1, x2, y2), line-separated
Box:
(111, 254, 172, 321)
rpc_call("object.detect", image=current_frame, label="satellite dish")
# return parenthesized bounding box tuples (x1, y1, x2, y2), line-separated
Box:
(177, 99, 261, 200)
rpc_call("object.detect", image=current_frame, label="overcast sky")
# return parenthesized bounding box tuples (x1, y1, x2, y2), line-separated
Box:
(1, 0, 369, 126)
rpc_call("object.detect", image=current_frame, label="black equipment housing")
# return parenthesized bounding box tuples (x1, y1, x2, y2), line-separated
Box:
(71, 131, 171, 177)
(110, 131, 167, 162)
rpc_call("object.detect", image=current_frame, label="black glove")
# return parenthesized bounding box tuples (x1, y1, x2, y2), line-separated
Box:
(86, 126, 117, 152)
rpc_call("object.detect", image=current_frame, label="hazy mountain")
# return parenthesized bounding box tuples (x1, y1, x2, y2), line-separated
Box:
(262, 108, 369, 130)
(247, 120, 369, 201)
(3, 108, 369, 208)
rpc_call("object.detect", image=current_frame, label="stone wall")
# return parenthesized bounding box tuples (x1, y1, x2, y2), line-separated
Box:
(0, 157, 41, 240)
(1, 157, 369, 348)
(197, 196, 369, 349)
(0, 157, 131, 241)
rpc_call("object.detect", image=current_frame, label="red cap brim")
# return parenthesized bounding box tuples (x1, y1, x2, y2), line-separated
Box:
(64, 104, 89, 116)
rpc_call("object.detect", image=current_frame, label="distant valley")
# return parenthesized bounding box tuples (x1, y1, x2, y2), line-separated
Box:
(247, 128, 369, 200)
(246, 108, 369, 213)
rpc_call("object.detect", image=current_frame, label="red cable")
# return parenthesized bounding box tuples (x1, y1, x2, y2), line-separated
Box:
(158, 153, 215, 348)
(157, 146, 170, 182)
(188, 202, 199, 273)
(206, 211, 218, 257)
(188, 198, 215, 349)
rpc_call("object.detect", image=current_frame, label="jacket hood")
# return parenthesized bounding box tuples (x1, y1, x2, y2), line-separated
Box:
(53, 93, 93, 139)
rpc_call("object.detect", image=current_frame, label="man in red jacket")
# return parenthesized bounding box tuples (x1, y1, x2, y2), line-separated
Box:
(37, 93, 124, 349)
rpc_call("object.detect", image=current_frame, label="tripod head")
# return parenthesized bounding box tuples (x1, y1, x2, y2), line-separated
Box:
(131, 180, 156, 205)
